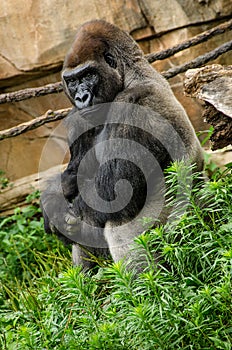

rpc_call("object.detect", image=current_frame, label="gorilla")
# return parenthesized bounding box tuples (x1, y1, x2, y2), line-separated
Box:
(41, 19, 204, 270)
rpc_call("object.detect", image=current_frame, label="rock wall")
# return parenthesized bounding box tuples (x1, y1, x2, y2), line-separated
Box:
(0, 0, 232, 179)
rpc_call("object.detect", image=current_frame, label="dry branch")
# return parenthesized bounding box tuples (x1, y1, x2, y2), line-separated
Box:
(0, 81, 63, 104)
(162, 40, 232, 79)
(146, 18, 232, 63)
(0, 108, 71, 141)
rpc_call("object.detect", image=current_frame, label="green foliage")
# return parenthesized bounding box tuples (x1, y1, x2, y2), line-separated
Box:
(197, 126, 214, 147)
(0, 165, 232, 350)
(0, 170, 10, 190)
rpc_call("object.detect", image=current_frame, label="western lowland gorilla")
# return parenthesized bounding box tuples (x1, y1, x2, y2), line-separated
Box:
(41, 19, 204, 270)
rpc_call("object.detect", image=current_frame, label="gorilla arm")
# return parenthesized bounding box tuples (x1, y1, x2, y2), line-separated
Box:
(60, 108, 103, 202)
(41, 109, 100, 242)
(40, 108, 111, 268)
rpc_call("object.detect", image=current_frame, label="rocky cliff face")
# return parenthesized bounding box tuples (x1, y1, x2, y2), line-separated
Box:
(1, 0, 232, 179)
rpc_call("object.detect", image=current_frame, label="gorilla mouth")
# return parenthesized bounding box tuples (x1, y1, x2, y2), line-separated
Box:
(75, 90, 92, 109)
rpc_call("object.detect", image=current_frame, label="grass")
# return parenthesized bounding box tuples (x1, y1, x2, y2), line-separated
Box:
(0, 162, 231, 349)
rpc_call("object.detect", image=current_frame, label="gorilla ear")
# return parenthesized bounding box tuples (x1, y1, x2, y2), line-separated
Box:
(104, 52, 117, 69)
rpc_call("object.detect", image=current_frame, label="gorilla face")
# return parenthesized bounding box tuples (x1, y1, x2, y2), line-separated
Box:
(62, 66, 100, 109)
(61, 19, 146, 110)
(62, 40, 123, 110)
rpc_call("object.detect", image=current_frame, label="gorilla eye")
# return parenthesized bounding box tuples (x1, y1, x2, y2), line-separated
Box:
(104, 53, 117, 69)
(85, 73, 93, 81)
(67, 78, 76, 84)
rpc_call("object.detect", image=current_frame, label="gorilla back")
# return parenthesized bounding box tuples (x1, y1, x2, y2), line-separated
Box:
(41, 20, 204, 270)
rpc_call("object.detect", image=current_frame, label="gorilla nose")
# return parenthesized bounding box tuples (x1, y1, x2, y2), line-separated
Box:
(75, 90, 91, 109)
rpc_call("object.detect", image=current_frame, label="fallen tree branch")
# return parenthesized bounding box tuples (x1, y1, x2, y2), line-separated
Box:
(203, 104, 232, 150)
(0, 163, 67, 216)
(0, 81, 63, 105)
(184, 64, 232, 150)
(0, 19, 231, 105)
(0, 108, 71, 140)
(162, 40, 232, 79)
(146, 18, 232, 63)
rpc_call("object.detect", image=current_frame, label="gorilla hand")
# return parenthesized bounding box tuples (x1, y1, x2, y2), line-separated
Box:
(41, 175, 81, 244)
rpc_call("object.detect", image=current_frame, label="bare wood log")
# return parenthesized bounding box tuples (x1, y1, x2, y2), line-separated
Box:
(185, 65, 232, 117)
(0, 82, 63, 104)
(146, 18, 232, 63)
(162, 40, 232, 79)
(0, 108, 71, 141)
(184, 64, 232, 150)
(0, 163, 67, 216)
(203, 104, 232, 150)
(0, 19, 231, 106)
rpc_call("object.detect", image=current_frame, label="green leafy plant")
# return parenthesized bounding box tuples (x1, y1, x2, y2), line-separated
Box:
(197, 126, 214, 147)
(0, 170, 10, 190)
(0, 164, 231, 349)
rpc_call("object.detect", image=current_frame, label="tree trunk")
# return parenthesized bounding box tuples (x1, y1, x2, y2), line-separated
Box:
(184, 64, 232, 150)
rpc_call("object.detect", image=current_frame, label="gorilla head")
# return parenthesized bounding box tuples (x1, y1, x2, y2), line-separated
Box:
(62, 20, 143, 109)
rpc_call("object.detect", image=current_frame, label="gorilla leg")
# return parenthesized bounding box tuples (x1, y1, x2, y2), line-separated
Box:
(72, 244, 110, 269)
(103, 186, 168, 271)
(104, 221, 166, 273)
